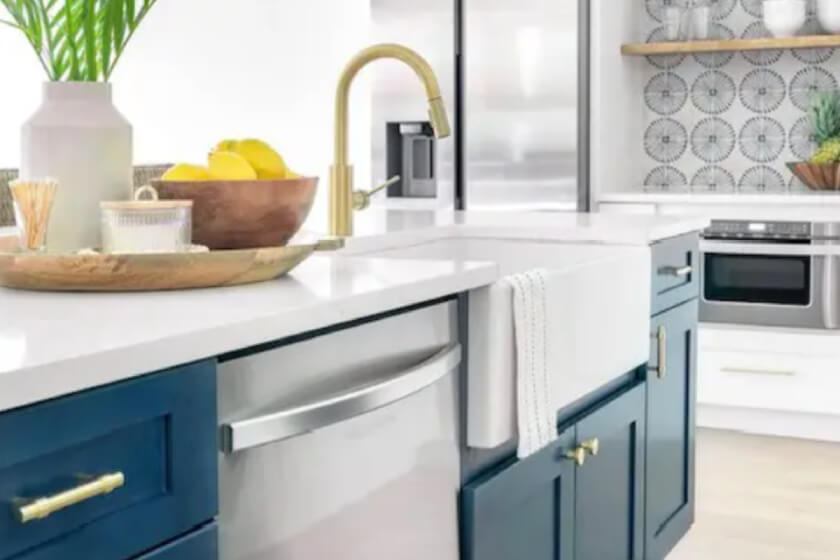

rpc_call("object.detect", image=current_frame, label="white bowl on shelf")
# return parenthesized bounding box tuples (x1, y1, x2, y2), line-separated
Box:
(763, 0, 807, 37)
(817, 0, 840, 33)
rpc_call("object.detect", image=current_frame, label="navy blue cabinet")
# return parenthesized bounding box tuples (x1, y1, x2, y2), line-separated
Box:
(462, 233, 701, 560)
(462, 384, 646, 560)
(137, 523, 218, 559)
(645, 301, 698, 560)
(575, 384, 645, 560)
(0, 361, 218, 560)
(650, 234, 700, 316)
(461, 428, 576, 560)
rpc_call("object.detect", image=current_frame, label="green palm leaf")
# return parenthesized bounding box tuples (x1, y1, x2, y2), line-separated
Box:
(0, 0, 159, 81)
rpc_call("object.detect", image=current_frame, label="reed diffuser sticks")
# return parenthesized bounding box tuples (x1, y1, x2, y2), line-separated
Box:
(9, 178, 58, 251)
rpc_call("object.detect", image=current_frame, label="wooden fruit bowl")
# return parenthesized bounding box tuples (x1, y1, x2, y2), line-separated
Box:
(153, 177, 318, 250)
(787, 162, 840, 191)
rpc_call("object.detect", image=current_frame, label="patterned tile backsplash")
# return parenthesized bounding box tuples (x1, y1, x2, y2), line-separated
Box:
(641, 0, 837, 193)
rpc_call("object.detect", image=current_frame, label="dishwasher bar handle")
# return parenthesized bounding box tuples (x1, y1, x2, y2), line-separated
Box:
(220, 343, 462, 454)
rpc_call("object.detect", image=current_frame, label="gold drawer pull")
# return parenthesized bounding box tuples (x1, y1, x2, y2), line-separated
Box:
(649, 326, 667, 379)
(721, 367, 796, 377)
(15, 472, 125, 524)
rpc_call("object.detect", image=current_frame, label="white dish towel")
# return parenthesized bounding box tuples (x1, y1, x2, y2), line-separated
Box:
(504, 269, 557, 459)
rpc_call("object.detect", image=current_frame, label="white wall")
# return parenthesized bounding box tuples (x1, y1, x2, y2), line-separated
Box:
(0, 0, 372, 229)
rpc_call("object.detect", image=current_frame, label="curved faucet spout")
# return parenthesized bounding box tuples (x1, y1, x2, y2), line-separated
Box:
(334, 43, 451, 167)
(330, 44, 451, 237)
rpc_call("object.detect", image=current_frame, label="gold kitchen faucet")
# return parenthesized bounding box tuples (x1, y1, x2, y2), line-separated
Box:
(330, 44, 451, 237)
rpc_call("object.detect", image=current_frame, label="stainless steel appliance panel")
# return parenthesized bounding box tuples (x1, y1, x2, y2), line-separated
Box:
(464, 0, 578, 207)
(700, 221, 840, 329)
(701, 246, 826, 329)
(700, 220, 840, 329)
(218, 302, 460, 560)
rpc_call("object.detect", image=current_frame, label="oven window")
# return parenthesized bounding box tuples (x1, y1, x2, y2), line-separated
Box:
(704, 254, 811, 305)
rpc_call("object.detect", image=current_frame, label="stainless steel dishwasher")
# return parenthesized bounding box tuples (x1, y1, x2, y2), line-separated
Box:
(217, 301, 461, 560)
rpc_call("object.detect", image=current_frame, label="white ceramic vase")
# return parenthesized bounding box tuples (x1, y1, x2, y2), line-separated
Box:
(817, 0, 840, 33)
(21, 82, 132, 252)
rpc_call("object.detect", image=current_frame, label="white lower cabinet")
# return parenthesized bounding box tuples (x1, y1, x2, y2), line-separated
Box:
(698, 325, 840, 441)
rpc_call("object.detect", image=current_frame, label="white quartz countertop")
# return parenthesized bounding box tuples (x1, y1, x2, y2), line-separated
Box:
(601, 192, 840, 206)
(0, 210, 707, 413)
(328, 209, 709, 254)
(0, 255, 497, 412)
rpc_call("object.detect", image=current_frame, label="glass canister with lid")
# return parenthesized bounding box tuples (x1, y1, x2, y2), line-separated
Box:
(100, 185, 192, 254)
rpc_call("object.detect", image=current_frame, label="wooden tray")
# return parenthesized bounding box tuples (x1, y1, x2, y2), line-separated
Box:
(0, 238, 343, 292)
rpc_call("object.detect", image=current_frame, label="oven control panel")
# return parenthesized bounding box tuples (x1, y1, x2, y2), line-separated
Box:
(703, 220, 813, 241)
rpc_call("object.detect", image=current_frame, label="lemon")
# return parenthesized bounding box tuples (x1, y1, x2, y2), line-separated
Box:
(212, 139, 238, 153)
(285, 169, 302, 179)
(161, 163, 212, 181)
(230, 139, 290, 179)
(208, 151, 258, 180)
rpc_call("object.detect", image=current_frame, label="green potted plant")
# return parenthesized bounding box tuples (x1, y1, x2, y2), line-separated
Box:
(809, 92, 840, 165)
(789, 91, 840, 191)
(1, 1, 158, 251)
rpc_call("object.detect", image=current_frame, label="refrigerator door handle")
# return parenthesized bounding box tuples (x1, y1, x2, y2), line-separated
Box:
(220, 343, 462, 454)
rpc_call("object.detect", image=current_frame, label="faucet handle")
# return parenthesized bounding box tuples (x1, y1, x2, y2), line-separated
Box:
(352, 175, 401, 211)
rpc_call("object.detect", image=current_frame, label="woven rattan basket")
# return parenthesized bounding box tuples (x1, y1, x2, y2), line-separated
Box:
(0, 164, 172, 227)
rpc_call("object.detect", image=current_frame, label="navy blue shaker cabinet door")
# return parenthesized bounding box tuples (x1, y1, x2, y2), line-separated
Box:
(646, 302, 698, 560)
(0, 360, 218, 560)
(461, 429, 575, 560)
(574, 384, 646, 560)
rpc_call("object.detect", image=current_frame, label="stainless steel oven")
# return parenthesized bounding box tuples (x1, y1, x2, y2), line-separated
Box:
(700, 220, 840, 329)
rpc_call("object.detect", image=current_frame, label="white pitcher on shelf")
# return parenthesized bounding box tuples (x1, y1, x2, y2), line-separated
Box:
(817, 0, 840, 33)
(763, 0, 807, 38)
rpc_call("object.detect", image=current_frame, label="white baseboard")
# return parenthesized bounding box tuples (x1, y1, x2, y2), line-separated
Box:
(698, 404, 840, 442)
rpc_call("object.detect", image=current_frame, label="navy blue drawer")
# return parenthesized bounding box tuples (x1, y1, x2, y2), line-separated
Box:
(137, 523, 218, 559)
(0, 361, 218, 560)
(651, 233, 700, 316)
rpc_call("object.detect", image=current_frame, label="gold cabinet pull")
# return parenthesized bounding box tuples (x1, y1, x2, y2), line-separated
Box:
(15, 472, 125, 524)
(580, 438, 600, 457)
(721, 367, 796, 377)
(649, 326, 667, 379)
(564, 446, 586, 467)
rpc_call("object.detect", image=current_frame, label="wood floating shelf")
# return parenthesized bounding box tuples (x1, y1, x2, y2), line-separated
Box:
(621, 35, 840, 56)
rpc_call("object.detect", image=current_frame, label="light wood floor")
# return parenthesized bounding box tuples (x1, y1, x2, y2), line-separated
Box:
(669, 429, 840, 560)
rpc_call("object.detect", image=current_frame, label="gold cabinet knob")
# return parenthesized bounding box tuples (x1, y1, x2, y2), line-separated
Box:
(564, 446, 586, 467)
(581, 438, 600, 457)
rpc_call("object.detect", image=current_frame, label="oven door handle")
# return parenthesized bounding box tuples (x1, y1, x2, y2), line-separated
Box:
(700, 240, 838, 257)
(220, 343, 462, 454)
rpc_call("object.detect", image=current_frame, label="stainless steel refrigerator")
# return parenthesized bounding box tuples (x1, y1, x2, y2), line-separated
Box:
(370, 0, 586, 211)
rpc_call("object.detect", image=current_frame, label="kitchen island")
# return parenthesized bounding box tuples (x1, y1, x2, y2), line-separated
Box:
(0, 211, 706, 560)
